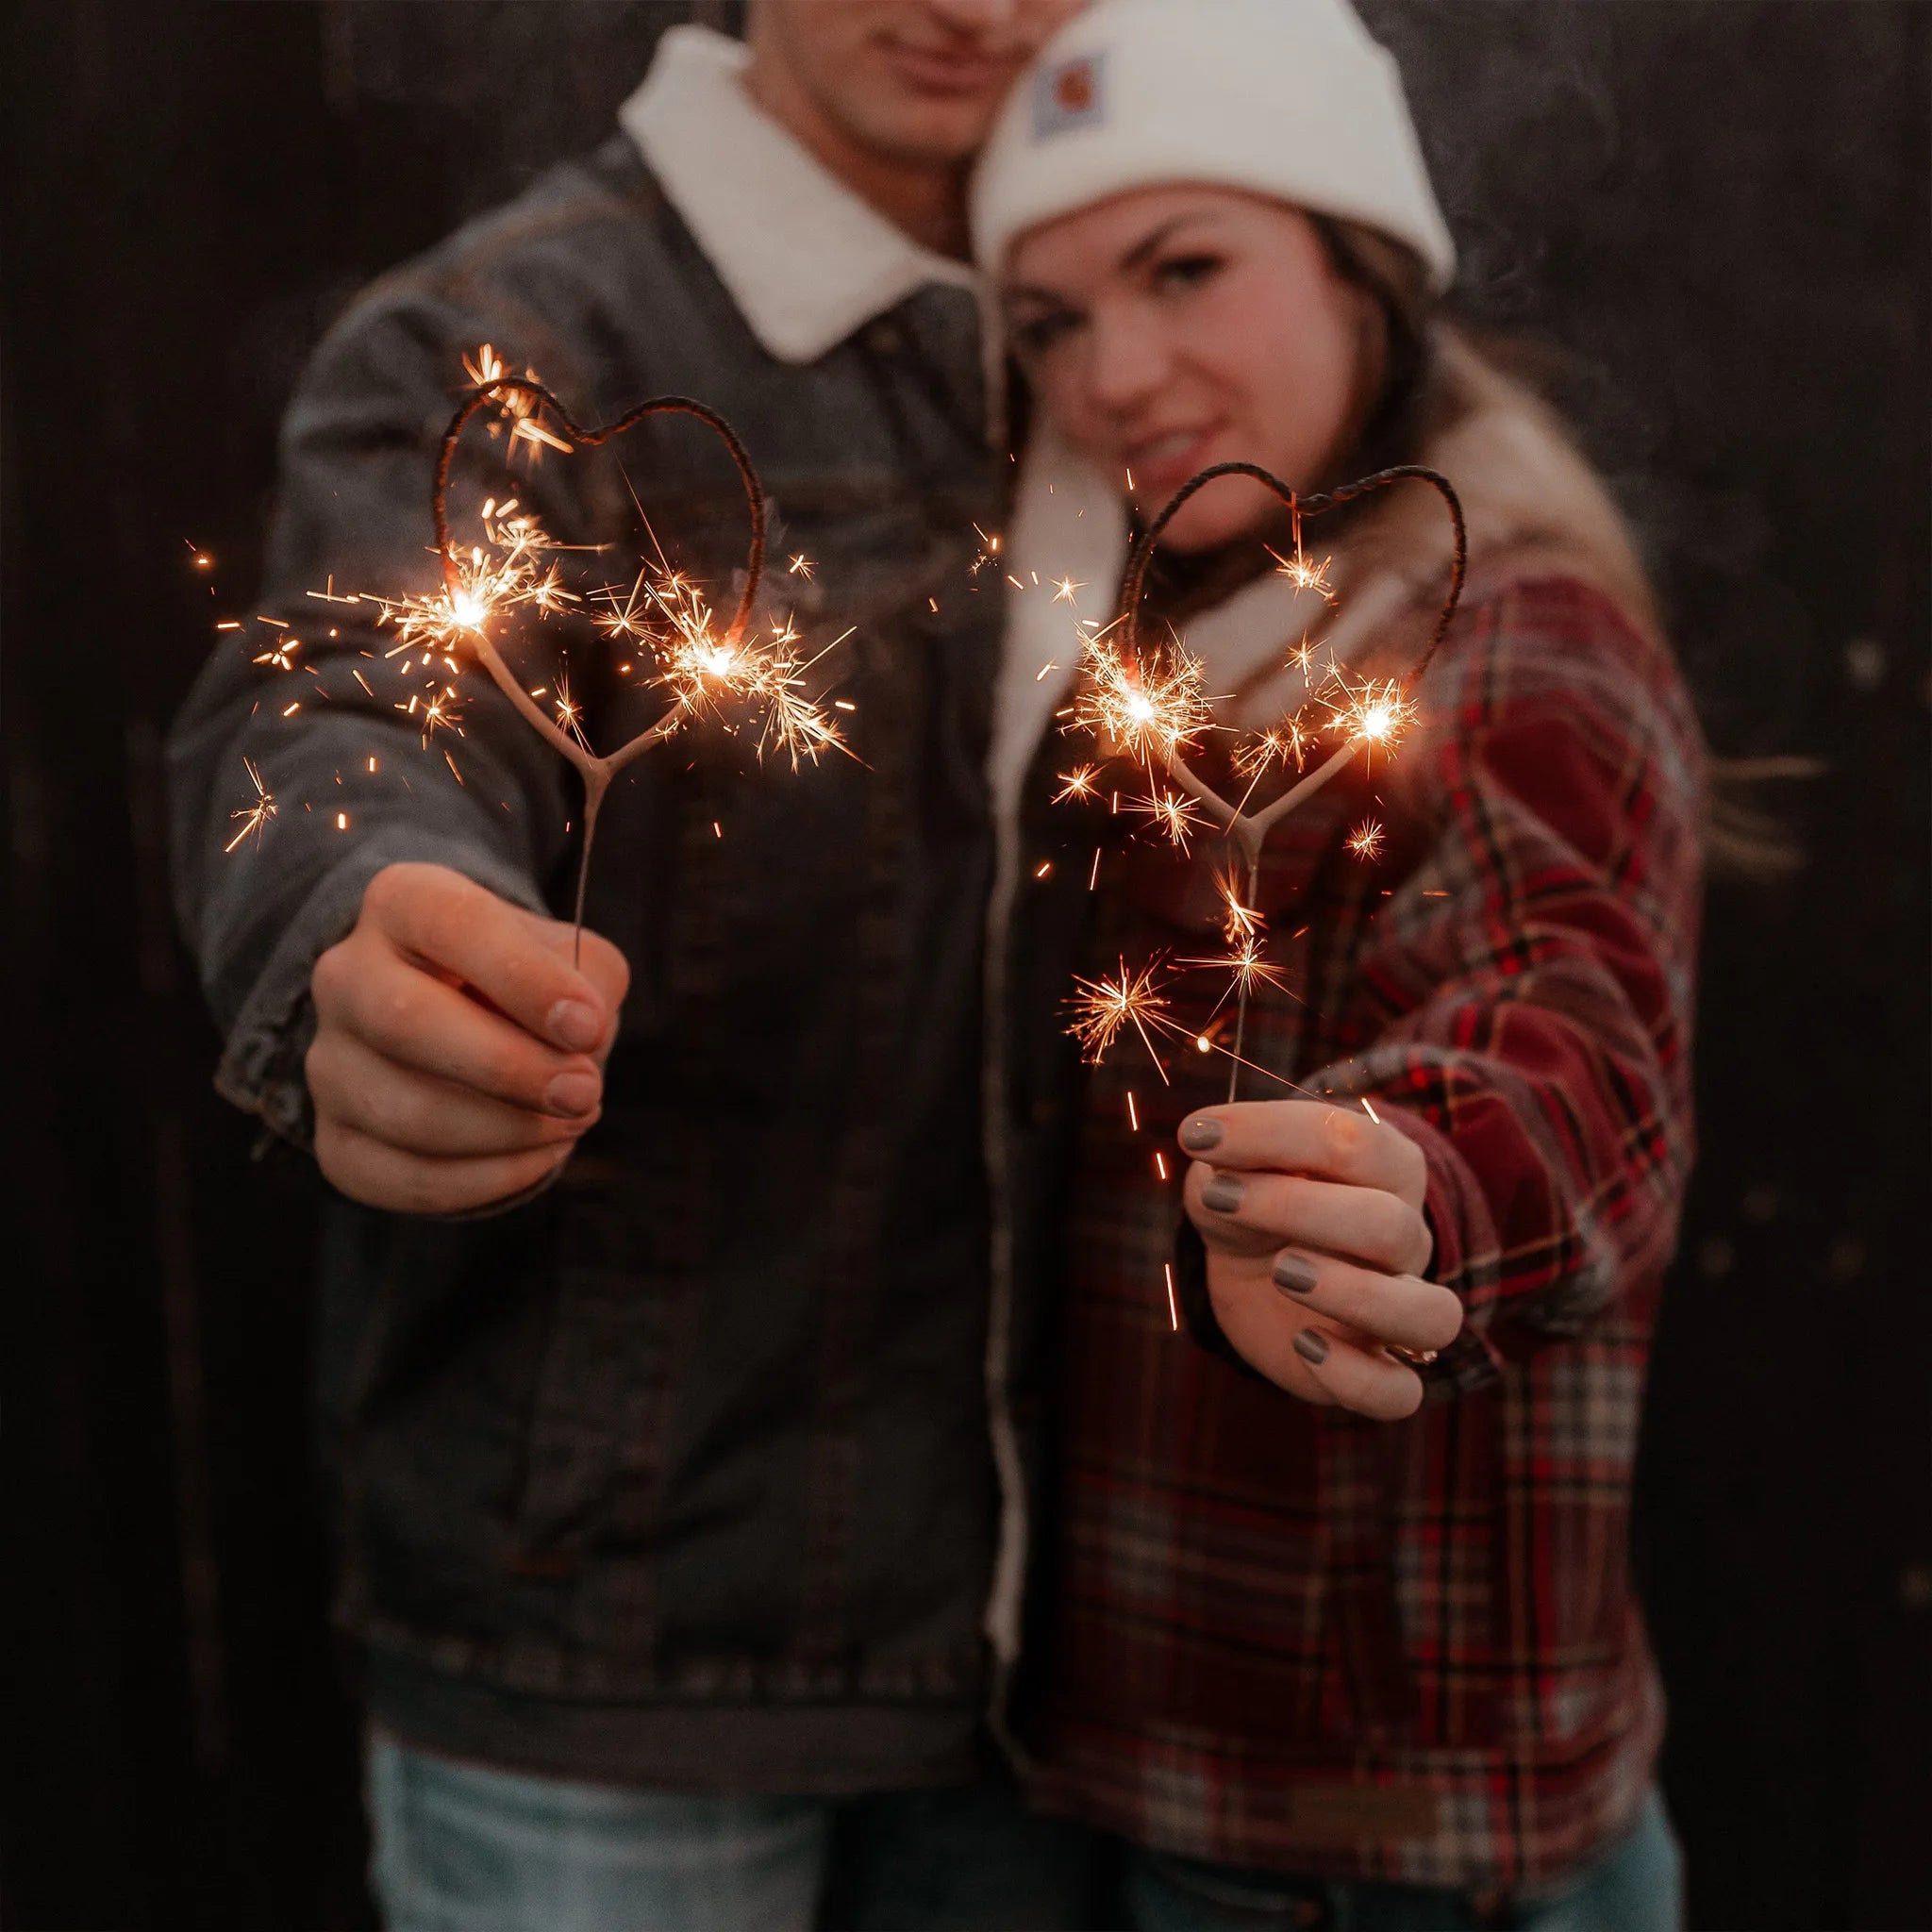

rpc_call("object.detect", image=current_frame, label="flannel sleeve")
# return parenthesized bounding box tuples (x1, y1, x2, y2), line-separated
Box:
(1320, 575, 1707, 1396)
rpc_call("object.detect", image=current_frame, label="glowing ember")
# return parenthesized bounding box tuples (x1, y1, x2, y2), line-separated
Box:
(1072, 627, 1211, 767)
(1324, 673, 1418, 753)
(1267, 540, 1336, 603)
(1130, 788, 1206, 852)
(1346, 819, 1386, 860)
(1053, 762, 1100, 804)
(224, 756, 276, 853)
(1067, 957, 1173, 1070)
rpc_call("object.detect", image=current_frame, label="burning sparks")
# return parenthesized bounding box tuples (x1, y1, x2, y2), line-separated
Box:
(1232, 715, 1313, 779)
(374, 497, 850, 774)
(379, 498, 576, 667)
(224, 757, 276, 852)
(1346, 819, 1386, 861)
(1268, 540, 1336, 603)
(1192, 931, 1289, 1007)
(403, 683, 464, 747)
(788, 553, 815, 579)
(603, 568, 851, 770)
(1178, 873, 1288, 1015)
(253, 630, 302, 674)
(463, 344, 571, 464)
(1324, 674, 1418, 755)
(552, 670, 591, 750)
(1072, 627, 1211, 766)
(1053, 762, 1100, 804)
(1067, 957, 1173, 1072)
(1130, 787, 1206, 851)
(1216, 871, 1262, 944)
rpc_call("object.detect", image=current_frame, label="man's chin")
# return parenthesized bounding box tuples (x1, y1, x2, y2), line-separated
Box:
(845, 98, 1002, 170)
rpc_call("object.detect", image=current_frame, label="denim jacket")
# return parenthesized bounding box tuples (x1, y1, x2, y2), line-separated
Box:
(168, 119, 1024, 1791)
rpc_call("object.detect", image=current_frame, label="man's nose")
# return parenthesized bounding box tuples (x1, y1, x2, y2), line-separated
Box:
(923, 0, 1023, 36)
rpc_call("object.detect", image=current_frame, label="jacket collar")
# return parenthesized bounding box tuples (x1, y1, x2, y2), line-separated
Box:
(618, 25, 979, 367)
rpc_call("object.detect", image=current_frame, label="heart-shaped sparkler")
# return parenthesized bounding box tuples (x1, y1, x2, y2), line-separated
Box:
(1067, 461, 1467, 1096)
(1113, 461, 1465, 872)
(410, 376, 841, 959)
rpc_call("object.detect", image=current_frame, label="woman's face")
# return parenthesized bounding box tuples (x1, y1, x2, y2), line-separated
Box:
(1003, 186, 1380, 551)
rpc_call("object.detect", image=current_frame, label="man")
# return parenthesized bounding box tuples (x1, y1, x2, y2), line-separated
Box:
(168, 5, 1088, 1926)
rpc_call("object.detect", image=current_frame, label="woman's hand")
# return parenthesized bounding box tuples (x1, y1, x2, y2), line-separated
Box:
(307, 862, 630, 1215)
(1178, 1100, 1463, 1419)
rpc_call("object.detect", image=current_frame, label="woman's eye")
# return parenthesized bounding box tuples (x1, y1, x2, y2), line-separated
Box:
(1010, 310, 1081, 358)
(1153, 253, 1223, 294)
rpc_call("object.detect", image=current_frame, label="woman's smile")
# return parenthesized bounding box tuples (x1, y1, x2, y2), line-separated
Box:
(1122, 423, 1222, 497)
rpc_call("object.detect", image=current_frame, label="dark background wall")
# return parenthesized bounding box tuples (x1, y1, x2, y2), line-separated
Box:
(4, 3, 1925, 1927)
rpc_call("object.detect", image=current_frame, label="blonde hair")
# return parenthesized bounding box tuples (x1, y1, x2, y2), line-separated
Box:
(1319, 217, 1805, 880)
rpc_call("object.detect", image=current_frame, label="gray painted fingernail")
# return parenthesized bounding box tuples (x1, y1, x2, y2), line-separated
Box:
(1293, 1328, 1330, 1365)
(1179, 1116, 1224, 1152)
(1273, 1254, 1319, 1296)
(1201, 1173, 1243, 1214)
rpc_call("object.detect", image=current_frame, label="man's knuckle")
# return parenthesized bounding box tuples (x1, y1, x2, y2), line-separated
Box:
(310, 941, 350, 1008)
(368, 1077, 427, 1148)
(303, 1031, 340, 1097)
(481, 1038, 539, 1100)
(380, 976, 422, 1040)
(363, 863, 411, 924)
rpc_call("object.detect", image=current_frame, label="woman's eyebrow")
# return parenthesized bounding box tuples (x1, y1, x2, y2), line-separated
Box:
(1003, 283, 1077, 308)
(1003, 211, 1228, 308)
(1118, 212, 1224, 274)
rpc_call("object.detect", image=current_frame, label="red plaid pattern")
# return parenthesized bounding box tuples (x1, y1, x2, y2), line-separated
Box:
(1024, 571, 1704, 1890)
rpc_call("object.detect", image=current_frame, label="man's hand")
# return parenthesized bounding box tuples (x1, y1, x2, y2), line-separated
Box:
(1177, 1100, 1463, 1420)
(307, 862, 630, 1214)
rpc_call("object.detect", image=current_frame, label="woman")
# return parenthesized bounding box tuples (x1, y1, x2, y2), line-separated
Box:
(973, 1, 1702, 1925)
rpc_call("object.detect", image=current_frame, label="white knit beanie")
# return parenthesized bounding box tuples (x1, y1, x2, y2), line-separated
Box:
(971, 0, 1455, 291)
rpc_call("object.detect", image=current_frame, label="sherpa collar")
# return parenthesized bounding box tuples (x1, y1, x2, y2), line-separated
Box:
(618, 25, 980, 369)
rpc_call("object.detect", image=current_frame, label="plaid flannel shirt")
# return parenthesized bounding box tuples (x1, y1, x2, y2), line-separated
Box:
(1022, 568, 1705, 1891)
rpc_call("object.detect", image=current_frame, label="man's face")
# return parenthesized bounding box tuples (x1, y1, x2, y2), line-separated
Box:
(751, 0, 1087, 165)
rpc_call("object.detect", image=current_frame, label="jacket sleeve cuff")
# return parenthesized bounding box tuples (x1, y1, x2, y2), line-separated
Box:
(1375, 1105, 1508, 1397)
(211, 836, 548, 1149)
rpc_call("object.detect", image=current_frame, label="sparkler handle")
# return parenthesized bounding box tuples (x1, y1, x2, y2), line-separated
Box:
(571, 767, 609, 971)
(1226, 850, 1263, 1105)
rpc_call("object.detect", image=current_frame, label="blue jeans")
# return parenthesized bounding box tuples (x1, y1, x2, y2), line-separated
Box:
(365, 1732, 1100, 1932)
(1120, 1789, 1682, 1932)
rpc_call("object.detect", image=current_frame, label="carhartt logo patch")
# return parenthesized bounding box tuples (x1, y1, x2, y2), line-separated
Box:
(1034, 51, 1107, 137)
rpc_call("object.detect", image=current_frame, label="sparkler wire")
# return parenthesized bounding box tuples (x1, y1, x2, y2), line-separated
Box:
(431, 379, 769, 962)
